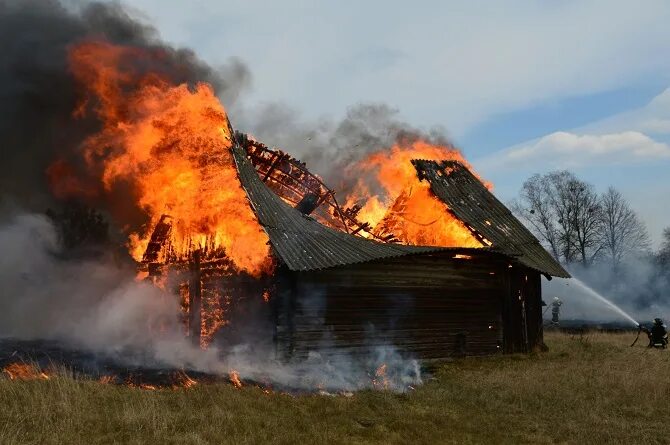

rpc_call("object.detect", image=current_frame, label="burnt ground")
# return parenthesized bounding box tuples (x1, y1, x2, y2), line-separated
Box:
(0, 338, 223, 387)
(1, 332, 668, 444)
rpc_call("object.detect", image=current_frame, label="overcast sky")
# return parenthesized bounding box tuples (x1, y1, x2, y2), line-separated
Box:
(102, 0, 670, 245)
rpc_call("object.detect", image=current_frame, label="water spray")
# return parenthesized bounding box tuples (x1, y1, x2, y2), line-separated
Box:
(568, 278, 639, 327)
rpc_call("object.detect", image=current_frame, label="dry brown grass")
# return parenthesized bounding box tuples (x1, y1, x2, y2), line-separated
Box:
(1, 331, 668, 445)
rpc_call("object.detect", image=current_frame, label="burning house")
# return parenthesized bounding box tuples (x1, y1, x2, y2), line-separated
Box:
(39, 39, 570, 366)
(139, 132, 570, 361)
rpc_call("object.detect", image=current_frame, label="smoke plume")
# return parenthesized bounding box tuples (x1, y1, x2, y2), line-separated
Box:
(544, 258, 670, 325)
(237, 102, 456, 198)
(0, 0, 432, 391)
(1, 0, 461, 223)
(0, 0, 249, 226)
(0, 212, 421, 391)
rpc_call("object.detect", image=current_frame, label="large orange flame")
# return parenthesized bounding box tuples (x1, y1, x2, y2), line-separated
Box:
(343, 140, 484, 248)
(61, 40, 270, 276)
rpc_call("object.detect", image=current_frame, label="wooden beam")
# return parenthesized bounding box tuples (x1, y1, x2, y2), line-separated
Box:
(188, 249, 202, 346)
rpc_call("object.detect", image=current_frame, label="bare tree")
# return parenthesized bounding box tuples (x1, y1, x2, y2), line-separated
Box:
(511, 174, 561, 259)
(513, 171, 603, 266)
(599, 187, 650, 270)
(545, 171, 580, 263)
(559, 175, 603, 266)
(658, 227, 670, 268)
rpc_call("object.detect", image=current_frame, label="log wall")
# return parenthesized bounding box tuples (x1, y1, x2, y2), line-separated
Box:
(501, 267, 544, 353)
(275, 251, 519, 361)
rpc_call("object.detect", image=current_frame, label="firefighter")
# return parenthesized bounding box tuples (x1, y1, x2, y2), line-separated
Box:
(551, 297, 562, 325)
(645, 318, 668, 348)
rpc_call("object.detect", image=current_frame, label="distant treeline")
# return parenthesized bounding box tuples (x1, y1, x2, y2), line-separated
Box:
(513, 171, 670, 310)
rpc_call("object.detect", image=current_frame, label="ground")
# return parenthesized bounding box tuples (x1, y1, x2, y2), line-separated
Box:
(1, 331, 668, 445)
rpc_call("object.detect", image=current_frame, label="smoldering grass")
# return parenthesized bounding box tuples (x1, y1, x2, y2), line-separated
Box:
(2, 332, 670, 444)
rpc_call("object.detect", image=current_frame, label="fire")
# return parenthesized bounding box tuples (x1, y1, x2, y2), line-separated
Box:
(173, 371, 198, 389)
(371, 363, 390, 390)
(343, 140, 485, 248)
(200, 290, 229, 348)
(2, 363, 50, 381)
(179, 375, 198, 389)
(124, 377, 158, 390)
(52, 40, 270, 276)
(99, 375, 115, 384)
(229, 370, 243, 388)
(41, 40, 491, 357)
(99, 371, 198, 389)
(454, 254, 473, 260)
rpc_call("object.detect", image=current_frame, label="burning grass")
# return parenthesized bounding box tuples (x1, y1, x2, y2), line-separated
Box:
(1, 331, 667, 444)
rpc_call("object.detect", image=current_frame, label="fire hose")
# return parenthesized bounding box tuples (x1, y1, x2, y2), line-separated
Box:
(630, 324, 644, 347)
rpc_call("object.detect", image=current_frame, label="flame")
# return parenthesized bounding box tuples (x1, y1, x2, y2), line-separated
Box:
(99, 375, 115, 384)
(100, 372, 198, 389)
(172, 371, 198, 389)
(179, 375, 198, 389)
(229, 370, 243, 388)
(342, 140, 485, 248)
(2, 363, 50, 381)
(55, 40, 270, 276)
(371, 363, 390, 390)
(200, 290, 229, 348)
(124, 377, 158, 390)
(454, 254, 473, 260)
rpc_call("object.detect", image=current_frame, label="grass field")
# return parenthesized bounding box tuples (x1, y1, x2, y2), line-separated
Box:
(1, 331, 668, 445)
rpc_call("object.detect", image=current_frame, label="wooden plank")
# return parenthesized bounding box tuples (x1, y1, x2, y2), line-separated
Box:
(277, 254, 508, 360)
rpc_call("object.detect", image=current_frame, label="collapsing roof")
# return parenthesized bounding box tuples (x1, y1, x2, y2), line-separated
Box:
(231, 145, 485, 271)
(411, 159, 571, 278)
(233, 144, 569, 277)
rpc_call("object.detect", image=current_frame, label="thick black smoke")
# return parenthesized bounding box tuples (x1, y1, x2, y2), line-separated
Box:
(0, 0, 250, 227)
(0, 0, 459, 226)
(0, 1, 425, 391)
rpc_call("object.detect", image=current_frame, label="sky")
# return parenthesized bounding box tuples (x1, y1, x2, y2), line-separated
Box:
(101, 0, 670, 246)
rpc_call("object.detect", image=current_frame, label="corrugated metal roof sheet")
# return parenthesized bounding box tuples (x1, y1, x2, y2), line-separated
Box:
(411, 159, 571, 278)
(232, 145, 486, 271)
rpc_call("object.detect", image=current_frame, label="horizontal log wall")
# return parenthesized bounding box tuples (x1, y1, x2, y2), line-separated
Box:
(276, 252, 510, 361)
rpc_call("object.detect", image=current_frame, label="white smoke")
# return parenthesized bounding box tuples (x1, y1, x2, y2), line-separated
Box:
(543, 258, 670, 326)
(0, 212, 421, 392)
